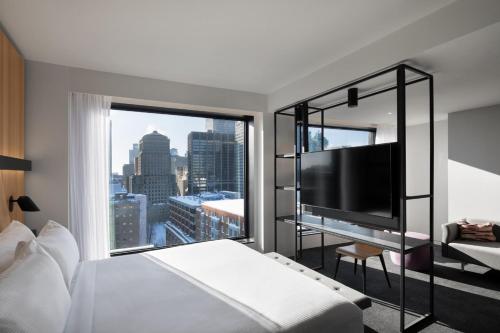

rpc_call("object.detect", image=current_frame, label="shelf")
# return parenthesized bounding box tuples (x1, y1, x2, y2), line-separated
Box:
(276, 216, 322, 237)
(282, 214, 429, 253)
(0, 155, 32, 171)
(406, 194, 432, 200)
(276, 153, 299, 159)
(275, 185, 300, 191)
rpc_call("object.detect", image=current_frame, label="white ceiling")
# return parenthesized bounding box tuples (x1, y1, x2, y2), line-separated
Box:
(0, 0, 453, 93)
(306, 21, 500, 127)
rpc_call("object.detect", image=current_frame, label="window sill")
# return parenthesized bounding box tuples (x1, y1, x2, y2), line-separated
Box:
(110, 238, 255, 257)
(235, 237, 255, 245)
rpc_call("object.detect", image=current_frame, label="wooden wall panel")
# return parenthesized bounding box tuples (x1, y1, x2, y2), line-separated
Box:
(0, 30, 25, 230)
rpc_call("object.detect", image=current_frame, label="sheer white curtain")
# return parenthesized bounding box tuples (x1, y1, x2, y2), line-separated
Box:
(69, 92, 111, 261)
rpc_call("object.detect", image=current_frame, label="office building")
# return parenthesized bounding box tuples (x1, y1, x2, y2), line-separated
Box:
(187, 131, 237, 194)
(205, 119, 235, 134)
(130, 131, 175, 205)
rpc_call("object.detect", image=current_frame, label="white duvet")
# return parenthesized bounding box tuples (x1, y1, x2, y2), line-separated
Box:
(145, 239, 363, 333)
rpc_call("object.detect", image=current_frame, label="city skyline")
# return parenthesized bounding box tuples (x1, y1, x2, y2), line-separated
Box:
(111, 109, 205, 173)
(109, 112, 246, 250)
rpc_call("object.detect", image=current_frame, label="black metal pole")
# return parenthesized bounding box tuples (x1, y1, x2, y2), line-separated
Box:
(429, 76, 435, 318)
(294, 107, 299, 261)
(274, 112, 278, 252)
(321, 232, 325, 269)
(320, 109, 325, 269)
(397, 65, 407, 333)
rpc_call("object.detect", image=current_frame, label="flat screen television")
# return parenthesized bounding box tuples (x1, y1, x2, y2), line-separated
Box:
(301, 143, 399, 230)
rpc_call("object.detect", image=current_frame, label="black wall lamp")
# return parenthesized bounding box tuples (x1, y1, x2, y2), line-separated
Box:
(347, 87, 358, 108)
(9, 196, 40, 212)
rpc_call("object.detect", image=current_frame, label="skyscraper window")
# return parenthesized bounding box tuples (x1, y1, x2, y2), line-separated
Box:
(110, 106, 249, 253)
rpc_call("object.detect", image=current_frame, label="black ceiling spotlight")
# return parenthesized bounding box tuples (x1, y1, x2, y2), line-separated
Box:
(9, 196, 40, 212)
(347, 87, 358, 108)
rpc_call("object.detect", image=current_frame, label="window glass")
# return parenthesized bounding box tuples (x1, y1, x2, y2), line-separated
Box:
(323, 128, 374, 149)
(110, 109, 247, 252)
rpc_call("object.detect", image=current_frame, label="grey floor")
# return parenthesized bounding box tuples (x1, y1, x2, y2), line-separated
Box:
(299, 245, 500, 333)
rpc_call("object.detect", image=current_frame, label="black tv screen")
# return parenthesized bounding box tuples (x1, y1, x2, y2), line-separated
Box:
(301, 143, 399, 229)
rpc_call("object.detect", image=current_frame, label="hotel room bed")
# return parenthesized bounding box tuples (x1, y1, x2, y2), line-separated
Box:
(64, 239, 363, 333)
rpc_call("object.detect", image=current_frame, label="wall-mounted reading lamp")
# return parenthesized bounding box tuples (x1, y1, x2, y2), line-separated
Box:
(9, 196, 39, 212)
(347, 87, 358, 108)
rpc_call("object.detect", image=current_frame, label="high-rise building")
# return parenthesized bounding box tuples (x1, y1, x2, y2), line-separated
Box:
(170, 153, 187, 175)
(171, 150, 188, 195)
(175, 165, 188, 196)
(129, 143, 139, 164)
(110, 192, 147, 250)
(130, 131, 176, 208)
(122, 163, 134, 190)
(235, 121, 245, 198)
(205, 119, 235, 134)
(187, 131, 237, 194)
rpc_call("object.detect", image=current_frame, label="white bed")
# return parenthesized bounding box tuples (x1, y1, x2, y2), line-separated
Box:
(64, 239, 363, 333)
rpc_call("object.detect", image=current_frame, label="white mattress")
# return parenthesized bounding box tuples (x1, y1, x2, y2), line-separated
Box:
(66, 239, 362, 333)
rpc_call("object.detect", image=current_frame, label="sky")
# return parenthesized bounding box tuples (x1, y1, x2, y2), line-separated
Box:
(111, 109, 205, 174)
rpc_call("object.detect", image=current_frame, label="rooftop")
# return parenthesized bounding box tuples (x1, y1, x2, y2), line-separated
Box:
(201, 199, 244, 218)
(168, 192, 229, 208)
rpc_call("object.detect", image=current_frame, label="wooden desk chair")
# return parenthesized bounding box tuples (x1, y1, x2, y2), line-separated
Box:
(334, 243, 391, 294)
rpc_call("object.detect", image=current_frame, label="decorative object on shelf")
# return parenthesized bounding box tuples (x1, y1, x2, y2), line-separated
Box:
(8, 196, 40, 212)
(0, 155, 32, 171)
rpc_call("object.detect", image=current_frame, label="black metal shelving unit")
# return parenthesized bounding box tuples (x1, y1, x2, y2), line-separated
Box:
(273, 63, 434, 332)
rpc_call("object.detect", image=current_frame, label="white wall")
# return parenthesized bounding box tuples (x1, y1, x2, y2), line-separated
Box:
(406, 120, 448, 242)
(448, 105, 500, 224)
(24, 61, 267, 250)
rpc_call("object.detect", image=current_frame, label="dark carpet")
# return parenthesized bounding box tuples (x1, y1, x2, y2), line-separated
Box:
(298, 244, 500, 333)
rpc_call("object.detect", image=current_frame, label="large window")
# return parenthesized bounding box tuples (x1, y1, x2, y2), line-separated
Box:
(308, 126, 375, 152)
(109, 105, 249, 253)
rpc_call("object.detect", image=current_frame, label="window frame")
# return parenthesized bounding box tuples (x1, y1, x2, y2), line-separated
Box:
(109, 103, 253, 256)
(308, 124, 376, 151)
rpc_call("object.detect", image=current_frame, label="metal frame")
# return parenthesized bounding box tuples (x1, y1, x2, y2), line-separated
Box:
(273, 63, 434, 332)
(110, 103, 253, 250)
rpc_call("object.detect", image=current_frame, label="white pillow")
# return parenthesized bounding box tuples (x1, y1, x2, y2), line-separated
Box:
(0, 239, 71, 333)
(0, 220, 35, 272)
(37, 220, 80, 288)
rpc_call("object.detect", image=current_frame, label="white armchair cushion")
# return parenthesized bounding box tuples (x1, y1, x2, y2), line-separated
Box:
(0, 220, 35, 272)
(0, 240, 71, 333)
(37, 220, 80, 288)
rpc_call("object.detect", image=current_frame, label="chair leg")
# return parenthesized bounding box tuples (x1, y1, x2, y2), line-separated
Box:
(379, 254, 391, 288)
(354, 258, 358, 275)
(362, 260, 367, 294)
(334, 254, 342, 279)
